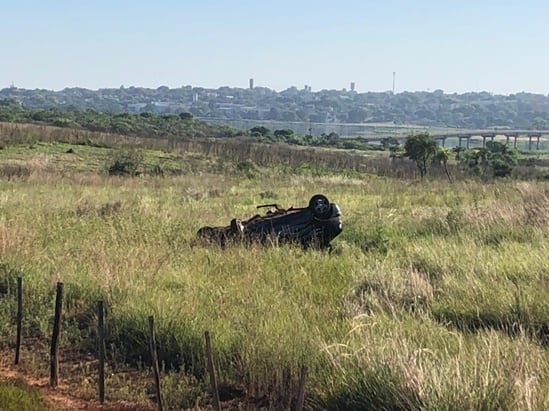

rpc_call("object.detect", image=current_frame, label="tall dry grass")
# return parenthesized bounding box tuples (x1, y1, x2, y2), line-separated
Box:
(0, 141, 548, 409)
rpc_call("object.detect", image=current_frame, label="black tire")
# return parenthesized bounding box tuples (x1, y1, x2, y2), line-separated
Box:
(308, 194, 331, 218)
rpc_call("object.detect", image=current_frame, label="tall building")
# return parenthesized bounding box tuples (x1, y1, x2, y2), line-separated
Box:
(249, 78, 254, 89)
(350, 82, 356, 91)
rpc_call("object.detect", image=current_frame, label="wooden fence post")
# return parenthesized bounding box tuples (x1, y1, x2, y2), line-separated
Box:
(148, 316, 163, 411)
(14, 277, 22, 365)
(97, 300, 106, 403)
(296, 365, 308, 411)
(204, 331, 221, 411)
(50, 282, 64, 387)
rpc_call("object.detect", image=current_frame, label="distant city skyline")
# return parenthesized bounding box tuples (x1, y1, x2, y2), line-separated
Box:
(2, 1, 548, 95)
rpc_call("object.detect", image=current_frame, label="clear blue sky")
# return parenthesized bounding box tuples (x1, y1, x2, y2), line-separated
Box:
(2, 0, 548, 94)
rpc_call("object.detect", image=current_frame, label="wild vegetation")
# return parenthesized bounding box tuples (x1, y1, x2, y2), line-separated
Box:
(0, 380, 56, 411)
(0, 98, 237, 139)
(0, 99, 386, 152)
(0, 121, 548, 410)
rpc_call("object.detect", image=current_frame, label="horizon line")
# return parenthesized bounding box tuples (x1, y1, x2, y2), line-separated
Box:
(2, 83, 548, 97)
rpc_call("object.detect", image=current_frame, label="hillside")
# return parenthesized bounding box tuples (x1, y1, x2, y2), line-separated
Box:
(1, 85, 548, 131)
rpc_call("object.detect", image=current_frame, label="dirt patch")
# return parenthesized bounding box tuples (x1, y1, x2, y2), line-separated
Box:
(0, 350, 154, 411)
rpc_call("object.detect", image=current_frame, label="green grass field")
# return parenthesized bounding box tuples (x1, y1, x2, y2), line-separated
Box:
(0, 139, 548, 410)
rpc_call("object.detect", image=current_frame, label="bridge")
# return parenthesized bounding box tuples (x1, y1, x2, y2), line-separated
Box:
(200, 117, 549, 151)
(359, 130, 549, 151)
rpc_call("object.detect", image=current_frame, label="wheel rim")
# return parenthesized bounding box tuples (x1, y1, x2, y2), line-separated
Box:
(311, 195, 330, 216)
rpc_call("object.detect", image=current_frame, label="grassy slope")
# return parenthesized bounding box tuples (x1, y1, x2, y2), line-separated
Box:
(0, 141, 548, 410)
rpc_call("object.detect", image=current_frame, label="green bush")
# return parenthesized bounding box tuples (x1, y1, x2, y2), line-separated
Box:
(106, 148, 144, 176)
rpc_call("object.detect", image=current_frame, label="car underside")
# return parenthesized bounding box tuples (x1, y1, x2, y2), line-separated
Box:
(197, 194, 343, 250)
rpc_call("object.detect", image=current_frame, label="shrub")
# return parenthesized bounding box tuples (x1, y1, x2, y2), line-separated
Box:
(236, 160, 259, 178)
(106, 148, 144, 176)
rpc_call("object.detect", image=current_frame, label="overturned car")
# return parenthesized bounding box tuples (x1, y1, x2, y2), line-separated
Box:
(197, 194, 342, 250)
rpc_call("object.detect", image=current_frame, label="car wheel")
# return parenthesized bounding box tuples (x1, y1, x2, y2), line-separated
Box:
(309, 194, 331, 218)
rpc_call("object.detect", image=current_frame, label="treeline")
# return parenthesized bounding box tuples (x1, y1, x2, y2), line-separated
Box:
(0, 99, 382, 151)
(0, 98, 237, 139)
(1, 85, 548, 129)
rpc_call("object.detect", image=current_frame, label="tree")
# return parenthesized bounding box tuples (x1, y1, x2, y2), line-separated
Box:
(459, 141, 518, 178)
(273, 129, 294, 138)
(347, 108, 368, 123)
(0, 97, 22, 108)
(178, 112, 193, 121)
(249, 126, 270, 137)
(485, 141, 518, 177)
(403, 133, 439, 180)
(433, 147, 452, 182)
(380, 137, 400, 151)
